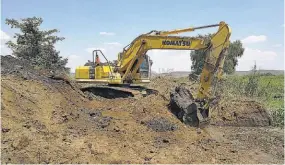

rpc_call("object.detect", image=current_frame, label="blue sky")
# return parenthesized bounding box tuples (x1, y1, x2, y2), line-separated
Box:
(1, 0, 284, 72)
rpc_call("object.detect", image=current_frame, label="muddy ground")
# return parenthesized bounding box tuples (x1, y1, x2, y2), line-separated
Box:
(1, 55, 284, 164)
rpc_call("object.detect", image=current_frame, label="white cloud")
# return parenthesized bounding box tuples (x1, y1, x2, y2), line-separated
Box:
(68, 54, 79, 60)
(0, 31, 12, 54)
(1, 45, 12, 55)
(147, 50, 191, 73)
(99, 32, 115, 36)
(0, 30, 10, 40)
(104, 42, 121, 46)
(272, 44, 282, 47)
(241, 35, 267, 44)
(0, 30, 12, 55)
(236, 47, 278, 71)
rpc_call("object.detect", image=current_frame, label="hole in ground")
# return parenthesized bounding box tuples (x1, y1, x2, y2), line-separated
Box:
(81, 87, 134, 99)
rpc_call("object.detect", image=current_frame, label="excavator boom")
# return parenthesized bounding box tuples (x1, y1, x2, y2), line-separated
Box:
(118, 22, 231, 85)
(156, 23, 220, 36)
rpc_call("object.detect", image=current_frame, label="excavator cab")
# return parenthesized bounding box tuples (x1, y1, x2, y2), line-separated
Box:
(75, 50, 152, 84)
(75, 50, 117, 82)
(139, 55, 151, 79)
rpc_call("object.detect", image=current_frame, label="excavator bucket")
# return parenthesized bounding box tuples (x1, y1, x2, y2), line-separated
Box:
(169, 84, 210, 128)
(182, 103, 210, 128)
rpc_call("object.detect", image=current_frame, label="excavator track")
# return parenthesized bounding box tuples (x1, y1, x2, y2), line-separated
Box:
(79, 83, 158, 99)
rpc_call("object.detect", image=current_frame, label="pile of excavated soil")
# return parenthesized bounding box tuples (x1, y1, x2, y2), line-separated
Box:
(210, 99, 272, 127)
(1, 55, 284, 164)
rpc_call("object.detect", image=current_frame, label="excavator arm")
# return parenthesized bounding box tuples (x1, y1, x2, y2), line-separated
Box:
(117, 22, 231, 91)
(118, 35, 208, 81)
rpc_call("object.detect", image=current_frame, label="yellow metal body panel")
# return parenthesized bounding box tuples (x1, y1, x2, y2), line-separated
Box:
(95, 67, 102, 79)
(75, 65, 114, 79)
(96, 66, 113, 79)
(75, 66, 90, 79)
(107, 72, 122, 85)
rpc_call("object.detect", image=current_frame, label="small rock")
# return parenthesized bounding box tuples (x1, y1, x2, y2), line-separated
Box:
(197, 128, 202, 134)
(2, 128, 10, 133)
(87, 143, 92, 149)
(12, 136, 30, 150)
(162, 139, 169, 143)
(114, 127, 120, 132)
(90, 149, 96, 155)
(15, 65, 23, 69)
(23, 124, 31, 129)
(144, 157, 152, 161)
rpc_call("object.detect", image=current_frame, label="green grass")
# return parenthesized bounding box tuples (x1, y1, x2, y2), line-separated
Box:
(216, 73, 284, 127)
(259, 75, 283, 108)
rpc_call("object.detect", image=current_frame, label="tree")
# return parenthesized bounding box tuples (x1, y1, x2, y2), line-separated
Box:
(190, 34, 244, 75)
(5, 17, 69, 72)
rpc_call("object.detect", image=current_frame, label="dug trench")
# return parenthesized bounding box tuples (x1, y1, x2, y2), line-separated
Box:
(1, 55, 284, 164)
(81, 87, 135, 99)
(80, 85, 159, 100)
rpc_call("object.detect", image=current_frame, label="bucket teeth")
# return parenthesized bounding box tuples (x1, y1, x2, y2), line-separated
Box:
(182, 106, 210, 128)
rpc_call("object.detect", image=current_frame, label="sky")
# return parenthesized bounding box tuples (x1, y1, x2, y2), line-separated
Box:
(1, 0, 284, 73)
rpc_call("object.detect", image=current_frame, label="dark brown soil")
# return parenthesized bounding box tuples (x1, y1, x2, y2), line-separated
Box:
(1, 55, 283, 164)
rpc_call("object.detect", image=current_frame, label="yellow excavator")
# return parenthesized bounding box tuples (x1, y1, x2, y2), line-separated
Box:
(75, 21, 231, 127)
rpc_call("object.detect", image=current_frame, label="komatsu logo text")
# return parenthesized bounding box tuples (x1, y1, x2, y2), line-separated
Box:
(162, 40, 191, 46)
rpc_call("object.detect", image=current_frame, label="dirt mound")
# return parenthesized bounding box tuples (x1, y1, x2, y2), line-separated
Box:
(1, 55, 85, 97)
(211, 100, 272, 127)
(1, 55, 47, 80)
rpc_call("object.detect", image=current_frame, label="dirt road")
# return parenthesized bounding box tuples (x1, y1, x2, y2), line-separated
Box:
(1, 55, 284, 164)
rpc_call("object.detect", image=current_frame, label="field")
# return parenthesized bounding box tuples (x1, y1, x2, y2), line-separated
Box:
(1, 55, 284, 164)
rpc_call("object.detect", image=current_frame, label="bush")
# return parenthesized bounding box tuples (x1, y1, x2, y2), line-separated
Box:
(271, 108, 284, 127)
(5, 17, 69, 73)
(244, 68, 260, 97)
